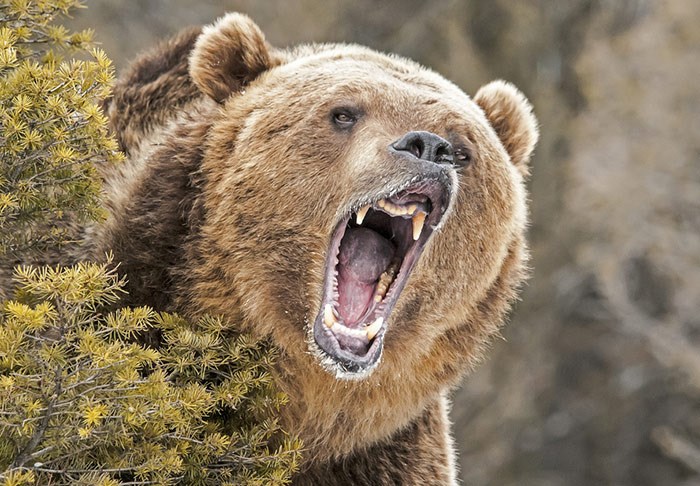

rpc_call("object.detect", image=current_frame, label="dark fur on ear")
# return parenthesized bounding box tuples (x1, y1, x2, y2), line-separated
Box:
(474, 80, 539, 175)
(103, 27, 202, 155)
(189, 13, 280, 103)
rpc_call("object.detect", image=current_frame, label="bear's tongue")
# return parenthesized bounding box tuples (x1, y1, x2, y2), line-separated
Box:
(337, 227, 395, 325)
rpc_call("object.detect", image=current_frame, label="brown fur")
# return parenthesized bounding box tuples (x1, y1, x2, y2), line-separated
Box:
(474, 80, 539, 176)
(96, 13, 538, 484)
(190, 13, 283, 103)
(103, 26, 203, 155)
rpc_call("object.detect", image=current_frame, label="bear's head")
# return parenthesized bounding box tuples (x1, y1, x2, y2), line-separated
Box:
(183, 13, 538, 384)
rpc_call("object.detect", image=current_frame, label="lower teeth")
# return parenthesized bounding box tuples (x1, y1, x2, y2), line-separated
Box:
(373, 261, 400, 302)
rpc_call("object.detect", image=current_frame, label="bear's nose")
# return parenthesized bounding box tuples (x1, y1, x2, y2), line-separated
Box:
(390, 131, 453, 165)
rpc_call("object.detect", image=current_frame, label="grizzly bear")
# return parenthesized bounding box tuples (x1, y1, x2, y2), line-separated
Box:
(98, 12, 538, 485)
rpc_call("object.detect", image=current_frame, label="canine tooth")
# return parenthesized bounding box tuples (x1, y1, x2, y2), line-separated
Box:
(366, 317, 383, 341)
(407, 204, 417, 215)
(356, 205, 370, 225)
(323, 304, 336, 328)
(412, 212, 427, 240)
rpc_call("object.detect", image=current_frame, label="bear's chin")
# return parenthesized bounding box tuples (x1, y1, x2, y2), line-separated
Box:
(311, 175, 452, 380)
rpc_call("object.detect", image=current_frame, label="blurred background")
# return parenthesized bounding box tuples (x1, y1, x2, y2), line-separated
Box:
(67, 1, 700, 484)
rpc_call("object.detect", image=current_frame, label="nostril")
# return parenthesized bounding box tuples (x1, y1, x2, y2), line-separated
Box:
(409, 139, 424, 159)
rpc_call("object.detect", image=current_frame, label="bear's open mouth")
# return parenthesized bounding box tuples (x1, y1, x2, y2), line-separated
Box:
(313, 177, 451, 376)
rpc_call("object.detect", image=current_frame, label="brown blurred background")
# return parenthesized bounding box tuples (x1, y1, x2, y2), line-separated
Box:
(67, 1, 700, 484)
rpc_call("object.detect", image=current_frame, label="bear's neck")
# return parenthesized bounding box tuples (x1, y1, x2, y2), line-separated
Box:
(272, 334, 467, 463)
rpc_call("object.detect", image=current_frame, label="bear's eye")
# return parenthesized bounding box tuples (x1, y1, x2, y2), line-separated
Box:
(452, 143, 474, 168)
(331, 108, 359, 129)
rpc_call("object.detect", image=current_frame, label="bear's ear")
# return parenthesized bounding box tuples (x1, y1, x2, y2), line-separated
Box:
(190, 13, 280, 103)
(474, 80, 539, 176)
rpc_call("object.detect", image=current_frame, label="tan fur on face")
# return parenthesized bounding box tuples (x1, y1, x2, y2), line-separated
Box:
(97, 13, 538, 484)
(183, 49, 532, 463)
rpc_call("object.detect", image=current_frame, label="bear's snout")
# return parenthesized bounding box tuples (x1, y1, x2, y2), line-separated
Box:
(390, 131, 453, 165)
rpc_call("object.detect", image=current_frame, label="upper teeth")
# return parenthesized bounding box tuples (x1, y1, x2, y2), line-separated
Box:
(356, 199, 428, 240)
(376, 198, 414, 216)
(356, 205, 370, 225)
(411, 211, 426, 241)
